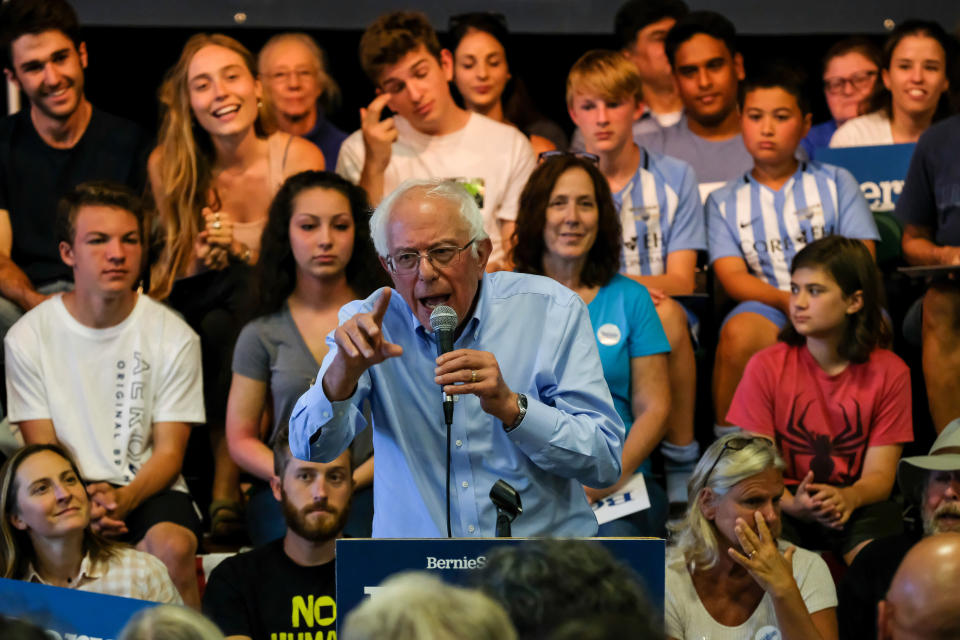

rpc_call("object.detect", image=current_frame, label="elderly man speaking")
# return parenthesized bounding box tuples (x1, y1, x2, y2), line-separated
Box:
(289, 179, 624, 538)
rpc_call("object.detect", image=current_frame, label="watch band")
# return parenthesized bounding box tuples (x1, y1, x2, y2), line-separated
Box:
(504, 393, 527, 432)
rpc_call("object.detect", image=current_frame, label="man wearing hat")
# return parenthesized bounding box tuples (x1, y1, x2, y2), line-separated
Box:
(838, 420, 960, 639)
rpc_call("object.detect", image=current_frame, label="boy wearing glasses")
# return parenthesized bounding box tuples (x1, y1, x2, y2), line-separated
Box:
(335, 10, 535, 270)
(566, 49, 705, 508)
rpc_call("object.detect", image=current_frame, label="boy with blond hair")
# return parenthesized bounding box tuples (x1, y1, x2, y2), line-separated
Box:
(567, 50, 704, 506)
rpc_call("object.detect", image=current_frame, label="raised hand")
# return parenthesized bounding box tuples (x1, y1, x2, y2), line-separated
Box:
(434, 349, 519, 424)
(324, 288, 404, 401)
(360, 93, 398, 172)
(728, 511, 799, 599)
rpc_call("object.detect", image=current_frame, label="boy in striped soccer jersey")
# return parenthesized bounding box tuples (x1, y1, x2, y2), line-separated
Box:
(709, 65, 879, 438)
(567, 50, 705, 507)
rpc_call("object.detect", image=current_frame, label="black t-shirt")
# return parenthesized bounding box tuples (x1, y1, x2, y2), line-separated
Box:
(0, 107, 151, 286)
(837, 532, 918, 640)
(202, 539, 337, 640)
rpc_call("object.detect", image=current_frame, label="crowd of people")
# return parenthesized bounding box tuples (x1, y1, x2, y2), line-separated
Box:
(0, 0, 959, 637)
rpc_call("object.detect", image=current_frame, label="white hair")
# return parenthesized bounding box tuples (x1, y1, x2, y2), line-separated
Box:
(343, 571, 517, 640)
(118, 605, 224, 640)
(369, 179, 488, 258)
(669, 434, 785, 572)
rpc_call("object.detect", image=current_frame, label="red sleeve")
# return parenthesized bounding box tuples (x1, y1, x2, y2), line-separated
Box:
(726, 350, 776, 437)
(866, 353, 913, 447)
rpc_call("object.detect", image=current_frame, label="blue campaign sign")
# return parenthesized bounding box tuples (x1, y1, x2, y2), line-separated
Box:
(0, 577, 156, 639)
(816, 144, 916, 212)
(336, 538, 665, 633)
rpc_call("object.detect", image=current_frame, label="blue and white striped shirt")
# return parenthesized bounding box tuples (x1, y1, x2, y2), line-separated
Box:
(613, 148, 707, 277)
(707, 162, 879, 291)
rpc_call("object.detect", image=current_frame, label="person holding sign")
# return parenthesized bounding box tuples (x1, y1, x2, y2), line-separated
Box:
(0, 444, 180, 603)
(288, 178, 624, 538)
(666, 434, 838, 640)
(829, 20, 954, 148)
(512, 154, 671, 537)
(335, 11, 536, 270)
(896, 112, 960, 434)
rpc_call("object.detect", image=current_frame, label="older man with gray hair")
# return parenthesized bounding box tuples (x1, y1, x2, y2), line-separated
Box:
(289, 178, 624, 538)
(838, 420, 960, 639)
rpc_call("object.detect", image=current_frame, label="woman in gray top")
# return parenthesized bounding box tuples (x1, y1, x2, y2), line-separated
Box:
(225, 170, 386, 544)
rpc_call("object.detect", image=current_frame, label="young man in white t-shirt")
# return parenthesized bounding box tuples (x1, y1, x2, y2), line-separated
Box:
(4, 182, 205, 607)
(336, 10, 536, 269)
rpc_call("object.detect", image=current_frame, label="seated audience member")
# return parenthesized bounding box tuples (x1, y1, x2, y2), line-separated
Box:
(566, 49, 705, 507)
(830, 20, 954, 147)
(728, 236, 911, 564)
(636, 10, 752, 200)
(709, 66, 879, 440)
(474, 539, 659, 640)
(203, 430, 349, 640)
(839, 419, 960, 639)
(4, 183, 205, 606)
(227, 171, 385, 545)
(336, 11, 536, 269)
(667, 434, 838, 640)
(149, 33, 325, 537)
(0, 0, 150, 343)
(570, 0, 689, 151)
(895, 113, 960, 433)
(258, 33, 348, 167)
(120, 605, 224, 640)
(0, 616, 48, 640)
(0, 444, 180, 603)
(448, 12, 566, 154)
(288, 179, 624, 538)
(548, 615, 662, 640)
(344, 572, 517, 640)
(513, 155, 670, 536)
(800, 37, 881, 159)
(877, 533, 960, 640)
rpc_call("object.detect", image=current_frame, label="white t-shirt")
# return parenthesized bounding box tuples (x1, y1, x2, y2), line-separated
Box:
(829, 111, 894, 147)
(665, 542, 837, 640)
(336, 112, 537, 266)
(5, 294, 205, 491)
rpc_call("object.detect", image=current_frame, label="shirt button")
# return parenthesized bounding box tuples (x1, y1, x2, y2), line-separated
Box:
(468, 525, 476, 533)
(455, 440, 463, 447)
(322, 411, 330, 418)
(461, 481, 469, 488)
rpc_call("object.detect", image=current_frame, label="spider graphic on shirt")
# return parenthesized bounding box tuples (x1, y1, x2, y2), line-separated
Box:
(774, 397, 868, 485)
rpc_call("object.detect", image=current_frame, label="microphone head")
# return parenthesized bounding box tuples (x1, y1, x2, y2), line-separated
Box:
(429, 305, 458, 333)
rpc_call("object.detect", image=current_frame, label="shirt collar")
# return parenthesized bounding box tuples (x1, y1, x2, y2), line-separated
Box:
(24, 552, 101, 585)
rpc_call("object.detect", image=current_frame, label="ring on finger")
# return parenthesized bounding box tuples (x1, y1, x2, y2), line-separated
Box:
(748, 550, 756, 558)
(212, 221, 222, 230)
(470, 370, 478, 383)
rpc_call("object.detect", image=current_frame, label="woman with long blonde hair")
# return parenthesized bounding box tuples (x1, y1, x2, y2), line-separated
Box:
(148, 33, 325, 536)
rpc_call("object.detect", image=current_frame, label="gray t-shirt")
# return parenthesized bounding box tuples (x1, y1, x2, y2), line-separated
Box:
(636, 115, 754, 201)
(665, 541, 837, 640)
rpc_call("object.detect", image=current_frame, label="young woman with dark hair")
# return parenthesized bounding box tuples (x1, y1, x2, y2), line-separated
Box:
(727, 236, 912, 565)
(513, 155, 671, 536)
(226, 171, 386, 544)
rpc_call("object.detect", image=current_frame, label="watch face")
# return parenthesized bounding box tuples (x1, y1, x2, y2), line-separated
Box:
(518, 394, 528, 411)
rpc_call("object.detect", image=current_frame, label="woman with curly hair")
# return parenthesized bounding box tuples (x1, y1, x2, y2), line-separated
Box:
(513, 154, 670, 536)
(147, 33, 325, 535)
(226, 171, 386, 543)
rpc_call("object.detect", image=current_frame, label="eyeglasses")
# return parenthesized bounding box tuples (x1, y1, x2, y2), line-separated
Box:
(537, 150, 600, 165)
(823, 70, 878, 95)
(702, 436, 769, 485)
(266, 68, 317, 85)
(386, 239, 476, 275)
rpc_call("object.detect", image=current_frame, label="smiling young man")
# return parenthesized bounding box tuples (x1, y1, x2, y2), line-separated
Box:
(203, 431, 351, 640)
(635, 11, 753, 200)
(289, 179, 624, 538)
(335, 11, 535, 269)
(4, 182, 205, 607)
(0, 0, 150, 347)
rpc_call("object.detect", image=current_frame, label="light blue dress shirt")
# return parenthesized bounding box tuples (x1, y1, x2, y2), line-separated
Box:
(289, 271, 625, 538)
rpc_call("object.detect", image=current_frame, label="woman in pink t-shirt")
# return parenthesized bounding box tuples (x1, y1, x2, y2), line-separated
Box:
(727, 236, 912, 564)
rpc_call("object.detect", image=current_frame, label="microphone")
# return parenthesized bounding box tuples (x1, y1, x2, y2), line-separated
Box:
(429, 305, 458, 426)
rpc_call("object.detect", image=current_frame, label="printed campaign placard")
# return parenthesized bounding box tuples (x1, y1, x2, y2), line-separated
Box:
(336, 537, 665, 635)
(0, 576, 156, 639)
(816, 144, 916, 212)
(591, 471, 651, 525)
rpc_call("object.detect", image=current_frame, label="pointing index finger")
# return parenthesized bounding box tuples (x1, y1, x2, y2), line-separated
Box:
(370, 288, 392, 324)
